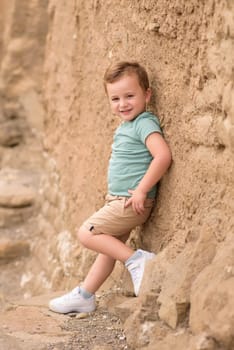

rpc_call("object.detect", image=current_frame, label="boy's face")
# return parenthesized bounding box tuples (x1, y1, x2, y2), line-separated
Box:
(106, 73, 151, 122)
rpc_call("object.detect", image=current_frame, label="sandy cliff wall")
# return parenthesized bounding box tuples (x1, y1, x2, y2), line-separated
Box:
(0, 0, 233, 349)
(43, 1, 234, 349)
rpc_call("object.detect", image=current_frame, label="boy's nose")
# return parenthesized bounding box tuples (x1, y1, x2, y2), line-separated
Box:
(119, 98, 127, 107)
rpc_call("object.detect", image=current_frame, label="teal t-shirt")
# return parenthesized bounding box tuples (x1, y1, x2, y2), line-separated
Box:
(108, 111, 162, 198)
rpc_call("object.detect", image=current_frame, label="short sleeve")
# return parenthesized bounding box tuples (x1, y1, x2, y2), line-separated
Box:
(135, 112, 162, 144)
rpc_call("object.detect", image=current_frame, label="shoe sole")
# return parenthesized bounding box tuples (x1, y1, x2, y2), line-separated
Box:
(49, 301, 96, 314)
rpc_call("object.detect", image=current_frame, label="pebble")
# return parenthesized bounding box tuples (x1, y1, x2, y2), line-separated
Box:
(75, 312, 89, 319)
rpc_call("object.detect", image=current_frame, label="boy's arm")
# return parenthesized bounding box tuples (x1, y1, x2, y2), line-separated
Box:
(125, 132, 172, 215)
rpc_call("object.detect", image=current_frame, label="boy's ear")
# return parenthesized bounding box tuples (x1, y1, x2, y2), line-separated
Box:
(146, 88, 152, 103)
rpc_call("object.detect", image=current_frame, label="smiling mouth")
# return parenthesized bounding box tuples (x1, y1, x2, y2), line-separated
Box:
(120, 109, 132, 113)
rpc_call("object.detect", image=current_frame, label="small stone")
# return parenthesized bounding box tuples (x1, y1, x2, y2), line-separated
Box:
(146, 22, 160, 32)
(118, 335, 126, 340)
(75, 312, 89, 319)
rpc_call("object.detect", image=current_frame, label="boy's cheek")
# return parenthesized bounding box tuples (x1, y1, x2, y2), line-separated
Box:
(110, 105, 117, 113)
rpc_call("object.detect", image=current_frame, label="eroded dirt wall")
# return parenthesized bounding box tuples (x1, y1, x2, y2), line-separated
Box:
(0, 0, 52, 302)
(32, 0, 234, 349)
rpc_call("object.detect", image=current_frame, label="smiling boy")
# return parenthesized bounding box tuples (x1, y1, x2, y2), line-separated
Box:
(49, 61, 171, 314)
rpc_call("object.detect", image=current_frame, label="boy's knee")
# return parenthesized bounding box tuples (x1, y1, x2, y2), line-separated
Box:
(77, 226, 91, 247)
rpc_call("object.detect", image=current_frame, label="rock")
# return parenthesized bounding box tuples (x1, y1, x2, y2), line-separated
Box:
(2, 101, 22, 120)
(0, 177, 36, 227)
(194, 333, 219, 350)
(158, 298, 189, 330)
(0, 182, 35, 208)
(0, 238, 30, 261)
(189, 233, 234, 348)
(0, 206, 34, 228)
(0, 120, 22, 147)
(114, 298, 140, 323)
(158, 227, 217, 329)
(142, 332, 192, 350)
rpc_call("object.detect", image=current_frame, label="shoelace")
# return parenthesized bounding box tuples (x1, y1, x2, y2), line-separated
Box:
(63, 288, 80, 300)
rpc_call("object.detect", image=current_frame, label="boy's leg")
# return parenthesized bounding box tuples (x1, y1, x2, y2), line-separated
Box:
(82, 233, 130, 293)
(82, 254, 116, 294)
(49, 233, 130, 314)
(77, 226, 134, 262)
(78, 227, 156, 296)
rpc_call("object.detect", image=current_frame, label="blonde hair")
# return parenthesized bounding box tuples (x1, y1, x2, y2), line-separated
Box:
(104, 61, 150, 92)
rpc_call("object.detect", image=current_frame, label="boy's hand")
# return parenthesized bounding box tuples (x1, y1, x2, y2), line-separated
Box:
(124, 189, 147, 215)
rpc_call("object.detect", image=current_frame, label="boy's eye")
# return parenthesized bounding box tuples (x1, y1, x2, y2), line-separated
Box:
(111, 97, 119, 102)
(127, 94, 134, 98)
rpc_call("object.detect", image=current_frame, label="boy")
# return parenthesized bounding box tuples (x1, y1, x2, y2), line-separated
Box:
(49, 61, 171, 313)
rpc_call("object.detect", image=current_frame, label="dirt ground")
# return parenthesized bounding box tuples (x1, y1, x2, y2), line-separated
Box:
(0, 288, 129, 350)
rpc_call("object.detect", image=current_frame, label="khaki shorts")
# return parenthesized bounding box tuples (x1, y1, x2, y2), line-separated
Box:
(82, 194, 154, 236)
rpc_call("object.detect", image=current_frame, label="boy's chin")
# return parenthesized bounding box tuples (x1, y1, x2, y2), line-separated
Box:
(122, 114, 139, 122)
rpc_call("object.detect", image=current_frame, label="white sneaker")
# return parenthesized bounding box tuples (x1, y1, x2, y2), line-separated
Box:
(125, 249, 156, 296)
(49, 287, 96, 314)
